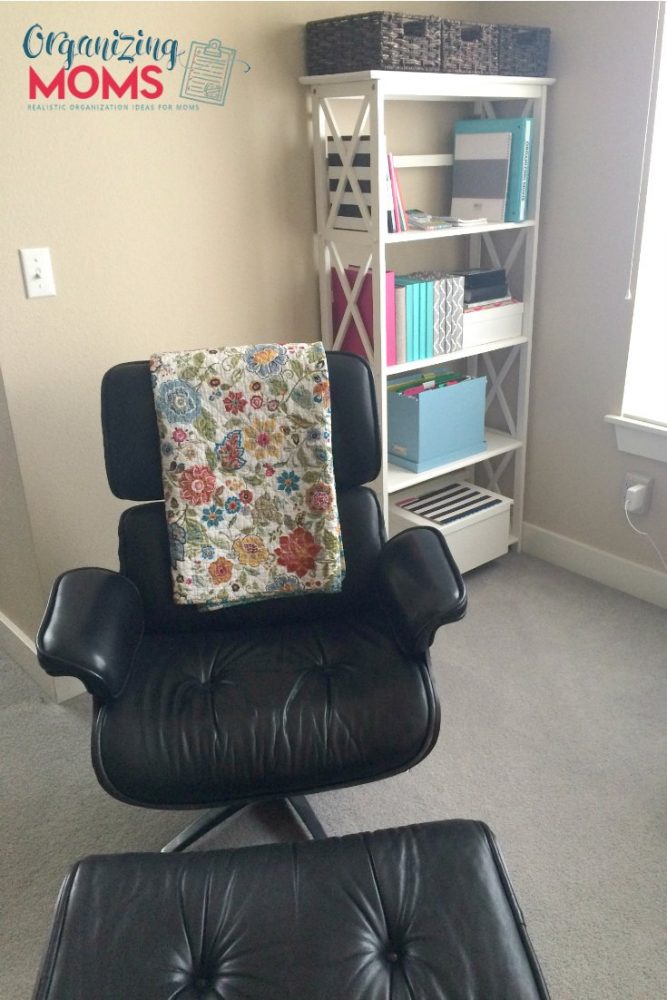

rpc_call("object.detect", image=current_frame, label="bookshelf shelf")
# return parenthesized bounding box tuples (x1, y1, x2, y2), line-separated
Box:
(386, 430, 522, 494)
(302, 69, 555, 101)
(301, 70, 554, 572)
(324, 220, 536, 246)
(388, 336, 529, 376)
(385, 220, 535, 244)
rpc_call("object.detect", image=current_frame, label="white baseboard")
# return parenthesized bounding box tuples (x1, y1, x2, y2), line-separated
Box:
(522, 523, 667, 609)
(0, 611, 84, 702)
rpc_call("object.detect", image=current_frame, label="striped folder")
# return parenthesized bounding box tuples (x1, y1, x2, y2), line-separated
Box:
(397, 481, 503, 528)
(327, 135, 372, 230)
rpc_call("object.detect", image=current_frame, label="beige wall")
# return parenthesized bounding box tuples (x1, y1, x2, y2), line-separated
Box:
(0, 1, 467, 638)
(481, 1, 667, 568)
(1, 1, 665, 649)
(2, 0, 326, 604)
(0, 369, 45, 636)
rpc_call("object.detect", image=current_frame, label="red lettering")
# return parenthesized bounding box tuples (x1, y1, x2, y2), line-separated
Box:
(102, 66, 138, 99)
(29, 66, 65, 99)
(68, 66, 98, 99)
(28, 63, 164, 102)
(140, 65, 163, 99)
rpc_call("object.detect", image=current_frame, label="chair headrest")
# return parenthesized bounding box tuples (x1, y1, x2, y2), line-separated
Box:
(102, 351, 381, 500)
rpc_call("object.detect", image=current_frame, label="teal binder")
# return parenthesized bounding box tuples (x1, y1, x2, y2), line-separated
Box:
(423, 280, 434, 360)
(453, 117, 533, 222)
(408, 281, 417, 362)
(409, 282, 418, 362)
(419, 282, 427, 360)
(396, 275, 435, 361)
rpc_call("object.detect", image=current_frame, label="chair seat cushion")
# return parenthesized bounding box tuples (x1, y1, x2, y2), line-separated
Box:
(35, 820, 550, 1000)
(94, 618, 437, 806)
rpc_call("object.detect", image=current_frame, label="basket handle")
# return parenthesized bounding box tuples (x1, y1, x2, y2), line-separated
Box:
(460, 25, 484, 43)
(403, 19, 427, 39)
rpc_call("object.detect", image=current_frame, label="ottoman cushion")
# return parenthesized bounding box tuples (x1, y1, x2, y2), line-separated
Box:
(34, 819, 549, 1000)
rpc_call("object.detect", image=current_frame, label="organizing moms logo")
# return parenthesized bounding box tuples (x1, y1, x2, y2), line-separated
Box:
(23, 23, 250, 110)
(24, 24, 182, 101)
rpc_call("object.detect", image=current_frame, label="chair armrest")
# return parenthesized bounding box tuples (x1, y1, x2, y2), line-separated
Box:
(36, 568, 144, 700)
(375, 527, 467, 655)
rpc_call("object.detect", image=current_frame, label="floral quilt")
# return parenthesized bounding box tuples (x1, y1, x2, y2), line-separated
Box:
(149, 342, 345, 609)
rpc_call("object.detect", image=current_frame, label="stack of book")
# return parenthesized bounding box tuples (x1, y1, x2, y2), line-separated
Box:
(395, 271, 464, 363)
(450, 267, 515, 312)
(406, 210, 488, 230)
(331, 266, 519, 367)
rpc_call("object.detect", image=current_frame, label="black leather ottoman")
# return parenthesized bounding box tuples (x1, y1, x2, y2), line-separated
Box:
(34, 820, 550, 1000)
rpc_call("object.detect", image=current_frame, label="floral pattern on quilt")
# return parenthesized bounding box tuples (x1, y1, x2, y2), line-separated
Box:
(149, 342, 345, 608)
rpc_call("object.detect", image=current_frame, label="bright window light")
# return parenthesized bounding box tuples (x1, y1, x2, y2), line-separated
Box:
(622, 20, 667, 427)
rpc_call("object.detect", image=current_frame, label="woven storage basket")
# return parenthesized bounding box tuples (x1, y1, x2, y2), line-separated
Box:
(305, 11, 442, 75)
(441, 20, 499, 74)
(498, 25, 550, 76)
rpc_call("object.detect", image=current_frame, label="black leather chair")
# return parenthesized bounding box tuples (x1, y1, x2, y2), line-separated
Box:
(37, 352, 466, 850)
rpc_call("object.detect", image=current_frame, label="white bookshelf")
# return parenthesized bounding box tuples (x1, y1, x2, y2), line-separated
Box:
(301, 70, 554, 572)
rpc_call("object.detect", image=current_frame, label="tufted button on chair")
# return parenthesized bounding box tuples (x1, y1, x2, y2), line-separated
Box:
(36, 352, 466, 850)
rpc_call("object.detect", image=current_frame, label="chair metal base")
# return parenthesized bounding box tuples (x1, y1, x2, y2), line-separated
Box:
(287, 795, 327, 839)
(161, 795, 326, 852)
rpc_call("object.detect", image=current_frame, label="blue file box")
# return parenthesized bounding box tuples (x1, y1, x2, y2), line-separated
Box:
(387, 376, 487, 473)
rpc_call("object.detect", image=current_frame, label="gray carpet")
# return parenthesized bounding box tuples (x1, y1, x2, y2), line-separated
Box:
(1, 553, 665, 999)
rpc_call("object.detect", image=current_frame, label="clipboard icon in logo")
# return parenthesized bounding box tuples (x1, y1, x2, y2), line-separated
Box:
(181, 39, 236, 106)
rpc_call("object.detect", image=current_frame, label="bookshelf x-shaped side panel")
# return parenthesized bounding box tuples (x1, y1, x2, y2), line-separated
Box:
(480, 98, 535, 120)
(321, 96, 372, 232)
(481, 451, 516, 496)
(482, 346, 520, 438)
(481, 229, 527, 292)
(329, 243, 375, 363)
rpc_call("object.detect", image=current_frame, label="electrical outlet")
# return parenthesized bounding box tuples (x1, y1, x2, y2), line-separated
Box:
(623, 472, 653, 514)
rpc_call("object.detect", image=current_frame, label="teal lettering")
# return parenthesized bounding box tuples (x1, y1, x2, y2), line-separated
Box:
(23, 23, 44, 58)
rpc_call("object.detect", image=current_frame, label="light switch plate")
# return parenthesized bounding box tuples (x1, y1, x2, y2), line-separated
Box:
(19, 247, 56, 298)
